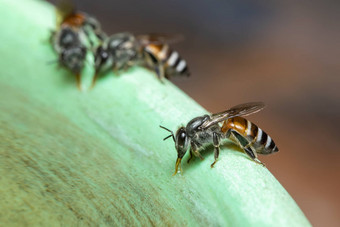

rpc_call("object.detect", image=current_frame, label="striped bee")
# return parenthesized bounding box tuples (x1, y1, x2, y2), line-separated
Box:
(160, 102, 278, 175)
(93, 33, 189, 87)
(51, 0, 105, 89)
(141, 34, 190, 79)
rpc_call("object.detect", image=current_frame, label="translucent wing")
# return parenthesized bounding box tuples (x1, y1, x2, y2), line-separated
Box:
(136, 33, 184, 46)
(199, 102, 265, 129)
(55, 0, 76, 28)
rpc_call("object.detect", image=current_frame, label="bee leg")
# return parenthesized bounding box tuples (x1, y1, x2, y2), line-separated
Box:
(187, 150, 193, 163)
(75, 73, 82, 91)
(229, 131, 265, 167)
(193, 150, 204, 160)
(243, 143, 266, 167)
(124, 63, 130, 71)
(243, 146, 265, 167)
(90, 74, 98, 89)
(96, 31, 106, 42)
(255, 158, 266, 167)
(191, 142, 204, 160)
(82, 28, 95, 48)
(124, 60, 134, 71)
(48, 29, 55, 44)
(224, 129, 230, 138)
(211, 132, 220, 168)
(155, 64, 165, 82)
(112, 65, 120, 75)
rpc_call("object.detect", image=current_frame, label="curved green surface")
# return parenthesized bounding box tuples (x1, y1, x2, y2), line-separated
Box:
(0, 0, 310, 226)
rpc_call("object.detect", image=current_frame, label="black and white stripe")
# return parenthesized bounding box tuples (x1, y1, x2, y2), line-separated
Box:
(176, 59, 187, 73)
(166, 50, 188, 75)
(254, 127, 277, 154)
(167, 51, 179, 67)
(256, 128, 263, 143)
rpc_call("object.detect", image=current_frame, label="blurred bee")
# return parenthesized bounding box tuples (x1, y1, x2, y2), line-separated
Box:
(160, 102, 279, 175)
(51, 27, 86, 89)
(92, 32, 189, 87)
(51, 0, 105, 89)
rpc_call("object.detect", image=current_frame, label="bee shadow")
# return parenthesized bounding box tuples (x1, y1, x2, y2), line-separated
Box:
(181, 141, 246, 173)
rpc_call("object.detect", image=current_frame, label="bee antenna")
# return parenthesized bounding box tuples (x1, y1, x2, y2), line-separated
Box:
(163, 134, 172, 141)
(159, 125, 175, 142)
(46, 59, 59, 65)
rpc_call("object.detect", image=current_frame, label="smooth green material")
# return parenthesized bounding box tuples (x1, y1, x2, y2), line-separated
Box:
(0, 0, 310, 226)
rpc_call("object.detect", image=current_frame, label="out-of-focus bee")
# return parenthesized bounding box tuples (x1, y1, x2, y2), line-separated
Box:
(51, 26, 86, 89)
(51, 0, 105, 89)
(160, 102, 279, 175)
(92, 32, 189, 86)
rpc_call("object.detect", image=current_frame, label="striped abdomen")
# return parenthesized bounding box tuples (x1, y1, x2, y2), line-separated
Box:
(221, 117, 278, 155)
(143, 43, 189, 78)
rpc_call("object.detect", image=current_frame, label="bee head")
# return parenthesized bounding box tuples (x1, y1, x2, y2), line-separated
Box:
(94, 45, 111, 73)
(58, 27, 78, 50)
(60, 46, 86, 73)
(159, 125, 189, 158)
(160, 125, 189, 175)
(175, 127, 189, 158)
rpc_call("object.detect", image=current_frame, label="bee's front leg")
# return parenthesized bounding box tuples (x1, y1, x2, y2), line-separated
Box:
(211, 132, 220, 168)
(187, 150, 193, 163)
(191, 142, 204, 160)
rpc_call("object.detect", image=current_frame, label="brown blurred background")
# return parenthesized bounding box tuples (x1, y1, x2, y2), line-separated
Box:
(49, 0, 340, 225)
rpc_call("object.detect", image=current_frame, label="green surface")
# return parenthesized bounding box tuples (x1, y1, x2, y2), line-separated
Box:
(0, 0, 310, 226)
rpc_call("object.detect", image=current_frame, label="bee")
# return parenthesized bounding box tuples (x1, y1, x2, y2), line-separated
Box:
(92, 32, 189, 87)
(51, 0, 105, 89)
(93, 32, 139, 84)
(160, 102, 279, 175)
(51, 26, 86, 89)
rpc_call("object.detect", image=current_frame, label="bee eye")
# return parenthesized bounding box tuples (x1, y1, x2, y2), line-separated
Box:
(180, 132, 186, 140)
(176, 128, 186, 147)
(101, 51, 108, 60)
(95, 47, 109, 63)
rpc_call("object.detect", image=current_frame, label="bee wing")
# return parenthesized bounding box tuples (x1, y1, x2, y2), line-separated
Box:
(136, 33, 185, 45)
(55, 0, 76, 27)
(199, 102, 265, 129)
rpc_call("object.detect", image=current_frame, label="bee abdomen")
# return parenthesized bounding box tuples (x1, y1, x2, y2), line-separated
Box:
(254, 128, 278, 154)
(144, 44, 189, 77)
(166, 50, 189, 76)
(222, 117, 249, 137)
(222, 117, 278, 154)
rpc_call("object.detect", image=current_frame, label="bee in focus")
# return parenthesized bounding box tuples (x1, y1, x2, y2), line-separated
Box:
(92, 32, 189, 86)
(51, 0, 105, 89)
(160, 102, 279, 175)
